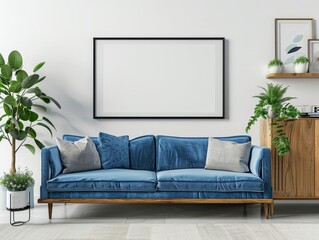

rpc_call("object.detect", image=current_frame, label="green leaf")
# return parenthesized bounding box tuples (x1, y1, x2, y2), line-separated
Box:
(29, 111, 38, 122)
(20, 96, 32, 107)
(8, 128, 18, 138)
(0, 89, 9, 95)
(33, 62, 45, 73)
(36, 122, 52, 137)
(23, 144, 35, 154)
(0, 78, 9, 86)
(34, 138, 45, 149)
(39, 94, 50, 103)
(20, 108, 30, 121)
(0, 53, 5, 67)
(16, 70, 28, 82)
(40, 95, 61, 109)
(37, 76, 46, 84)
(0, 134, 4, 142)
(3, 103, 11, 115)
(0, 82, 9, 90)
(9, 128, 27, 141)
(26, 127, 37, 138)
(33, 104, 47, 112)
(3, 96, 17, 107)
(21, 74, 39, 89)
(42, 117, 56, 130)
(18, 121, 24, 130)
(11, 117, 20, 129)
(26, 87, 42, 96)
(8, 51, 23, 70)
(1, 64, 12, 79)
(9, 81, 22, 93)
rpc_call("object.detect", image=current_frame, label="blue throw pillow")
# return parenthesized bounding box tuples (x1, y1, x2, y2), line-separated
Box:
(97, 132, 130, 169)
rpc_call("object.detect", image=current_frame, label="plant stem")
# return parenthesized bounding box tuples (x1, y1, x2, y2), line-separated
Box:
(11, 137, 16, 175)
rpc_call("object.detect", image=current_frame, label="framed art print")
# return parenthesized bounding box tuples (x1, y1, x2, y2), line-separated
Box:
(275, 18, 314, 73)
(308, 39, 319, 73)
(93, 37, 225, 118)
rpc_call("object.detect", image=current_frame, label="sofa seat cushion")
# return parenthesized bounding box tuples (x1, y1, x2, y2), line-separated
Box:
(47, 169, 156, 192)
(157, 169, 264, 192)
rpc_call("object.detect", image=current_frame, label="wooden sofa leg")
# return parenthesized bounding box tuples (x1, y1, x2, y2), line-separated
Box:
(48, 203, 53, 219)
(264, 203, 269, 219)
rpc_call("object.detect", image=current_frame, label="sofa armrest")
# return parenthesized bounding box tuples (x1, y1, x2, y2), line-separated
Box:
(40, 145, 62, 199)
(249, 145, 272, 198)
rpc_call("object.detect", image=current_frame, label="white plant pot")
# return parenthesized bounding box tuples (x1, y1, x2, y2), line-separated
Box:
(268, 65, 283, 74)
(6, 190, 29, 210)
(294, 63, 308, 73)
(1, 186, 34, 209)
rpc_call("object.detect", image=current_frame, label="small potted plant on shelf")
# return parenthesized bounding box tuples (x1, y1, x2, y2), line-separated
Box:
(0, 168, 34, 209)
(268, 59, 283, 74)
(0, 50, 61, 208)
(246, 83, 300, 156)
(293, 56, 309, 73)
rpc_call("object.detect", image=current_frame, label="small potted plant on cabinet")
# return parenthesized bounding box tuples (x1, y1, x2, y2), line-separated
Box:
(246, 83, 300, 156)
(293, 56, 309, 73)
(0, 50, 61, 208)
(268, 59, 283, 73)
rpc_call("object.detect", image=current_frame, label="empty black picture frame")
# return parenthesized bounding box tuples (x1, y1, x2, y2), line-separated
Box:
(93, 37, 225, 118)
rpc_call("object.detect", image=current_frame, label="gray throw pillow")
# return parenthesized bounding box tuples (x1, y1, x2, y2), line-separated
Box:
(56, 136, 101, 174)
(205, 138, 251, 172)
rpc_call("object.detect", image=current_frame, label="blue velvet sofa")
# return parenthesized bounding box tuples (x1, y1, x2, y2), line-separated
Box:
(38, 135, 273, 219)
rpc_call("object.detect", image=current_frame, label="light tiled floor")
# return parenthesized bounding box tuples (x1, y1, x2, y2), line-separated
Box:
(1, 200, 319, 224)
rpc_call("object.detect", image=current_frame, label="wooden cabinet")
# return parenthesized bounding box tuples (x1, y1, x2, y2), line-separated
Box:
(260, 118, 319, 199)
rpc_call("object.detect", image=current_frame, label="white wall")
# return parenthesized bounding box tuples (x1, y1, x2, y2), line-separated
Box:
(1, 0, 319, 196)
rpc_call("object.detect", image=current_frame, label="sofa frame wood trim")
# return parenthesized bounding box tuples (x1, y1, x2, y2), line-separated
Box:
(38, 198, 274, 219)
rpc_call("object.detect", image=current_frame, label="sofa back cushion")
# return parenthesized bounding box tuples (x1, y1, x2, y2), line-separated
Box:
(156, 135, 251, 171)
(97, 132, 130, 169)
(62, 134, 156, 171)
(130, 135, 156, 171)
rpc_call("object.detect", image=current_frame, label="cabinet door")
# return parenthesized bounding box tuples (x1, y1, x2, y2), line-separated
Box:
(283, 119, 315, 197)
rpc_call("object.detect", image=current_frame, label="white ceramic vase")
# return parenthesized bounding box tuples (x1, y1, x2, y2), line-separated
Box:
(268, 65, 283, 74)
(6, 190, 29, 210)
(294, 63, 308, 73)
(267, 106, 276, 119)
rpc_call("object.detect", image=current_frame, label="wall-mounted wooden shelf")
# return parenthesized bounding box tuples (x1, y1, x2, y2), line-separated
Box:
(266, 73, 319, 79)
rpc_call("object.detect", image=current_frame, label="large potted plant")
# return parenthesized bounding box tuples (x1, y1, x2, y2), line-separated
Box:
(246, 83, 299, 156)
(0, 50, 61, 208)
